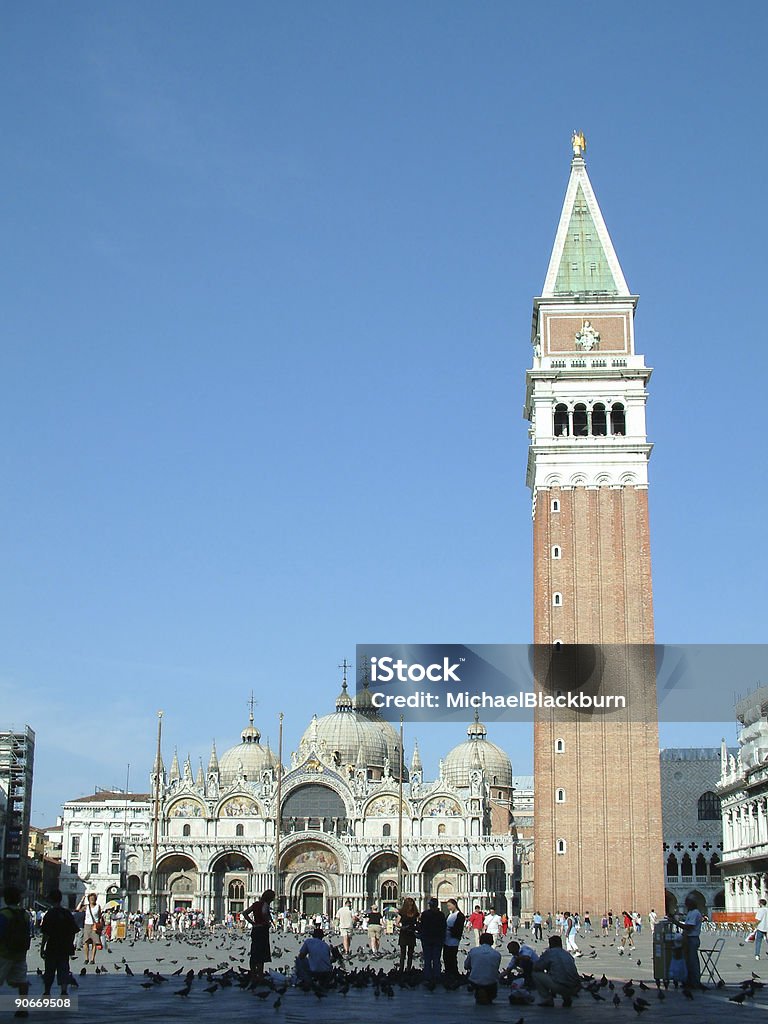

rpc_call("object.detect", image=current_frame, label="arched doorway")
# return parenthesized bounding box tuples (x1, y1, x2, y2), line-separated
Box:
(281, 842, 341, 917)
(366, 853, 399, 911)
(291, 874, 329, 918)
(126, 874, 140, 913)
(157, 854, 198, 913)
(485, 858, 507, 915)
(211, 852, 252, 920)
(422, 854, 467, 911)
(665, 890, 678, 916)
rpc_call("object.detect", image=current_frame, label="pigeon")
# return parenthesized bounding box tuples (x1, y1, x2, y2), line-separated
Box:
(174, 985, 191, 997)
(125, 965, 134, 976)
(79, 968, 86, 976)
(612, 993, 621, 1007)
(204, 984, 218, 994)
(729, 992, 747, 1004)
(273, 996, 282, 1009)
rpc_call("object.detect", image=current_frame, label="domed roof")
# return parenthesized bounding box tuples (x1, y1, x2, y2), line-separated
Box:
(442, 714, 513, 788)
(298, 675, 404, 776)
(218, 710, 278, 786)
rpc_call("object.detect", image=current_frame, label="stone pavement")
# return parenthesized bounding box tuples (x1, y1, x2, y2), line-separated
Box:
(13, 925, 768, 1022)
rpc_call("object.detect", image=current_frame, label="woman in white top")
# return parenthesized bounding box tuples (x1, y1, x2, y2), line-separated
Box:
(76, 893, 103, 965)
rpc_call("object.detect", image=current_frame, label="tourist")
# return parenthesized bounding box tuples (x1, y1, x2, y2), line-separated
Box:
(243, 889, 275, 981)
(76, 893, 103, 966)
(532, 910, 543, 942)
(417, 898, 445, 986)
(505, 938, 538, 988)
(649, 907, 658, 932)
(336, 901, 355, 958)
(619, 909, 635, 951)
(679, 894, 703, 988)
(0, 886, 31, 1014)
(468, 904, 485, 946)
(484, 907, 502, 947)
(367, 903, 383, 955)
(531, 935, 581, 1007)
(296, 927, 333, 985)
(40, 890, 78, 997)
(395, 897, 419, 972)
(755, 899, 768, 960)
(464, 933, 502, 1004)
(443, 898, 465, 976)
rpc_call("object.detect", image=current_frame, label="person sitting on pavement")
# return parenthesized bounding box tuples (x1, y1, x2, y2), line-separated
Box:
(296, 927, 333, 985)
(464, 932, 502, 1004)
(531, 934, 581, 1007)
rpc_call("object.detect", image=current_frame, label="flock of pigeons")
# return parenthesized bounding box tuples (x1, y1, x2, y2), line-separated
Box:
(28, 927, 768, 1014)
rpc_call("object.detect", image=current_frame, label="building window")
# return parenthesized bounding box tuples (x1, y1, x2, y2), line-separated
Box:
(553, 593, 562, 607)
(70, 862, 79, 876)
(698, 791, 721, 820)
(182, 824, 191, 837)
(555, 738, 565, 753)
(381, 880, 398, 903)
(438, 823, 446, 836)
(383, 824, 391, 838)
(556, 788, 566, 803)
(111, 862, 120, 875)
(70, 836, 80, 857)
(236, 824, 244, 837)
(551, 499, 560, 512)
(111, 836, 121, 855)
(90, 862, 99, 875)
(91, 836, 101, 856)
(554, 404, 568, 437)
(610, 402, 626, 436)
(556, 839, 566, 855)
(592, 402, 607, 436)
(552, 545, 561, 559)
(573, 403, 588, 436)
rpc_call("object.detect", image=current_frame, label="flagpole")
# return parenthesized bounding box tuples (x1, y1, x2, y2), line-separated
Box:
(397, 715, 404, 901)
(150, 710, 163, 913)
(274, 712, 284, 909)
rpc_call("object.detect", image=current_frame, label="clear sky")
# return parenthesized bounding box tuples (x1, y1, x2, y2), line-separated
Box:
(2, 2, 766, 826)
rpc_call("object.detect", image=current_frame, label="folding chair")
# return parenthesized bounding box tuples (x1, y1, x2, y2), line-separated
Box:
(699, 936, 725, 985)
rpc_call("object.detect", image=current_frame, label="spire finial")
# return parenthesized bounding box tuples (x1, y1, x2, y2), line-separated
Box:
(247, 691, 256, 725)
(338, 658, 351, 688)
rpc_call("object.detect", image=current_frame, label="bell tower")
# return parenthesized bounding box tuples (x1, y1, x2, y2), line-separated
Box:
(525, 135, 664, 914)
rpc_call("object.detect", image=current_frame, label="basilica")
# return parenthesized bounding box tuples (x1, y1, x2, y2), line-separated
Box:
(58, 674, 529, 920)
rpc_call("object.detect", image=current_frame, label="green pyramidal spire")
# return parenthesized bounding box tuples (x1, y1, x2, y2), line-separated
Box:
(542, 154, 630, 299)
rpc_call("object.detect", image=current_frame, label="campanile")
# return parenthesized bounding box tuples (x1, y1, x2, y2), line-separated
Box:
(525, 136, 664, 915)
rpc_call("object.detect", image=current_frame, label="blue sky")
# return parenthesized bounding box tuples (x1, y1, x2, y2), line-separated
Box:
(2, 2, 766, 825)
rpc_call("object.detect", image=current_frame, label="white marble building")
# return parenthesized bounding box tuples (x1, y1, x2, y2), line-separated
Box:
(59, 678, 528, 918)
(718, 687, 768, 913)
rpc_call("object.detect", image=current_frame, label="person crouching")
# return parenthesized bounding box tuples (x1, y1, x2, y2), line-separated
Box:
(296, 928, 333, 986)
(464, 933, 501, 1004)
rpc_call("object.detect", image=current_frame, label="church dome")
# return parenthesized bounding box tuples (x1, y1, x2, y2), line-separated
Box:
(299, 676, 403, 776)
(218, 712, 278, 786)
(442, 714, 513, 788)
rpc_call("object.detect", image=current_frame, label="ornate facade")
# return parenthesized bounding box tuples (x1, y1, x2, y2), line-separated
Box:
(718, 687, 768, 913)
(59, 680, 529, 918)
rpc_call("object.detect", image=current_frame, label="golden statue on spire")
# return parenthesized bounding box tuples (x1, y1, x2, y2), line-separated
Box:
(571, 130, 587, 157)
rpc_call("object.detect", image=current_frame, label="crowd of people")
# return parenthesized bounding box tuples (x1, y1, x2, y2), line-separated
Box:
(0, 882, 740, 1011)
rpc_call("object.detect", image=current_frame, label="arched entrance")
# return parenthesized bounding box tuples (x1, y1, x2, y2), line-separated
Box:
(422, 854, 467, 911)
(366, 853, 400, 911)
(211, 852, 253, 919)
(157, 854, 198, 913)
(291, 873, 330, 917)
(485, 858, 507, 915)
(281, 841, 341, 917)
(126, 874, 140, 913)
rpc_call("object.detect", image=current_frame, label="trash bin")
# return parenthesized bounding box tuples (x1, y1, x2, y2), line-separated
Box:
(116, 921, 127, 941)
(652, 918, 682, 987)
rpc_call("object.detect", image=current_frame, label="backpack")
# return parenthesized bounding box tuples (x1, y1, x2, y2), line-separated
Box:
(1, 907, 31, 955)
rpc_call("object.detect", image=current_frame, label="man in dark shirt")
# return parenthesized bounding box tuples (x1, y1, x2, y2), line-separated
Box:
(532, 935, 581, 1007)
(41, 890, 79, 997)
(418, 898, 446, 986)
